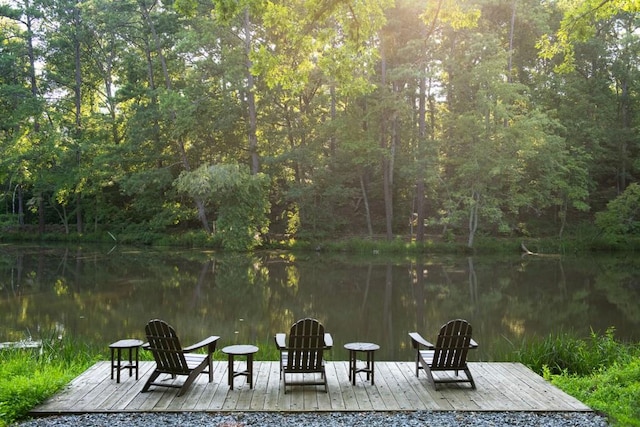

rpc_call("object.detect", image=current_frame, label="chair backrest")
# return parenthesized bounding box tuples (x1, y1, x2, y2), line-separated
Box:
(145, 319, 189, 375)
(432, 319, 473, 369)
(286, 318, 325, 372)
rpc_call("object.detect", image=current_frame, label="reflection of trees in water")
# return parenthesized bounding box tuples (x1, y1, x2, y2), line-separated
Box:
(1, 246, 639, 358)
(592, 256, 640, 327)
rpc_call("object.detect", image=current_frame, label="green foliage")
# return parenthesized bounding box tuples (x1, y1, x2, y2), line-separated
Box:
(595, 183, 640, 238)
(175, 164, 271, 251)
(3, 0, 640, 249)
(538, 0, 640, 73)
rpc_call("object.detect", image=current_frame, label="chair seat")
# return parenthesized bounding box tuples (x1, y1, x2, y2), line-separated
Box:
(185, 354, 209, 369)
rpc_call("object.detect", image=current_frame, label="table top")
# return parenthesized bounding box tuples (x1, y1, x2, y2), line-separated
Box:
(344, 342, 380, 352)
(109, 339, 144, 349)
(222, 344, 259, 355)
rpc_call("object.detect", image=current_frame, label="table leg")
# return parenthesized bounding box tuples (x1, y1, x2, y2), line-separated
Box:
(127, 348, 133, 378)
(135, 347, 139, 380)
(116, 348, 122, 383)
(370, 351, 375, 385)
(350, 351, 356, 385)
(228, 354, 235, 390)
(110, 348, 115, 380)
(248, 353, 254, 389)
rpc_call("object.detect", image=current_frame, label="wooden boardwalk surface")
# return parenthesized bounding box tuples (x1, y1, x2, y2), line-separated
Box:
(31, 361, 592, 414)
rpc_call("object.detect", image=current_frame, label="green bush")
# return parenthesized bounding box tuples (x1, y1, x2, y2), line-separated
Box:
(595, 183, 640, 238)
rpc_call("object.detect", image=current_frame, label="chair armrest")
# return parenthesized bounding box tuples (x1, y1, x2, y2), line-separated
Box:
(184, 336, 220, 353)
(408, 332, 434, 350)
(324, 333, 333, 349)
(470, 339, 479, 348)
(275, 333, 286, 350)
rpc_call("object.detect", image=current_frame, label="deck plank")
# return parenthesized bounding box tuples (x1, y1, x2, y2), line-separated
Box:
(263, 360, 283, 410)
(29, 361, 592, 415)
(332, 361, 356, 410)
(381, 362, 431, 410)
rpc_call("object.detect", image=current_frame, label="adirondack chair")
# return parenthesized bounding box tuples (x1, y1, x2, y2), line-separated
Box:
(141, 319, 220, 396)
(408, 319, 478, 389)
(274, 318, 333, 393)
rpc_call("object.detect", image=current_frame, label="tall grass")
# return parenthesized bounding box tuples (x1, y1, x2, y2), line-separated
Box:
(0, 335, 99, 427)
(507, 328, 640, 426)
(510, 327, 631, 376)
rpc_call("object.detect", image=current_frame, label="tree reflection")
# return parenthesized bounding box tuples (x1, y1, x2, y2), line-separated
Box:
(0, 245, 638, 359)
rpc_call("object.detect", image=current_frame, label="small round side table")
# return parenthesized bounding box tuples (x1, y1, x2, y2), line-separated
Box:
(344, 342, 380, 385)
(109, 339, 143, 383)
(222, 345, 259, 390)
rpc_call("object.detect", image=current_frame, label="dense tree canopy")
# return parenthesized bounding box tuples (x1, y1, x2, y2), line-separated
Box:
(1, 0, 639, 249)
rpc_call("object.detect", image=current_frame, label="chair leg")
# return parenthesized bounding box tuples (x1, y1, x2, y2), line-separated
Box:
(179, 365, 206, 397)
(425, 366, 438, 390)
(466, 368, 476, 389)
(141, 370, 161, 393)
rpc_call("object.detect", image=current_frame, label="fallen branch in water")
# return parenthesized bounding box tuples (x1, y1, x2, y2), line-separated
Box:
(521, 242, 561, 258)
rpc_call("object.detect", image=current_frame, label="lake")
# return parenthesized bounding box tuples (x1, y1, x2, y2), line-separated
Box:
(1, 243, 639, 361)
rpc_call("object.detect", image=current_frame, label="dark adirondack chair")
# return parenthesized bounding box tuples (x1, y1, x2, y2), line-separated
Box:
(142, 319, 220, 396)
(408, 319, 478, 389)
(274, 318, 332, 393)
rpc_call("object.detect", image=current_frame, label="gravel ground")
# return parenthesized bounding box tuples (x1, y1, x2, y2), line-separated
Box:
(13, 411, 610, 427)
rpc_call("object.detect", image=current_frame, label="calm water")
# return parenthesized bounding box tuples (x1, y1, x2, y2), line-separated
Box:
(1, 244, 639, 361)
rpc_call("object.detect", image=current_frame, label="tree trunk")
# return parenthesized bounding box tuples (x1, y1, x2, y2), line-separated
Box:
(38, 195, 45, 234)
(74, 0, 83, 233)
(467, 190, 479, 248)
(330, 84, 337, 156)
(507, 1, 516, 84)
(380, 50, 393, 240)
(415, 76, 427, 243)
(360, 175, 373, 237)
(24, 3, 40, 229)
(17, 185, 24, 226)
(244, 9, 259, 175)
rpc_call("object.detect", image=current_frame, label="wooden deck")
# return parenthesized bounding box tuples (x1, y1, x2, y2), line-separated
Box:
(30, 361, 592, 414)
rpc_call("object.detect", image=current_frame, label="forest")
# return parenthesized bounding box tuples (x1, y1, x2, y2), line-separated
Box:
(1, 0, 639, 250)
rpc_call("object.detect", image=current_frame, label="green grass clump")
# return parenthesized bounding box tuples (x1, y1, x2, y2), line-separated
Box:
(511, 327, 630, 376)
(0, 338, 98, 427)
(546, 357, 640, 426)
(509, 328, 640, 426)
